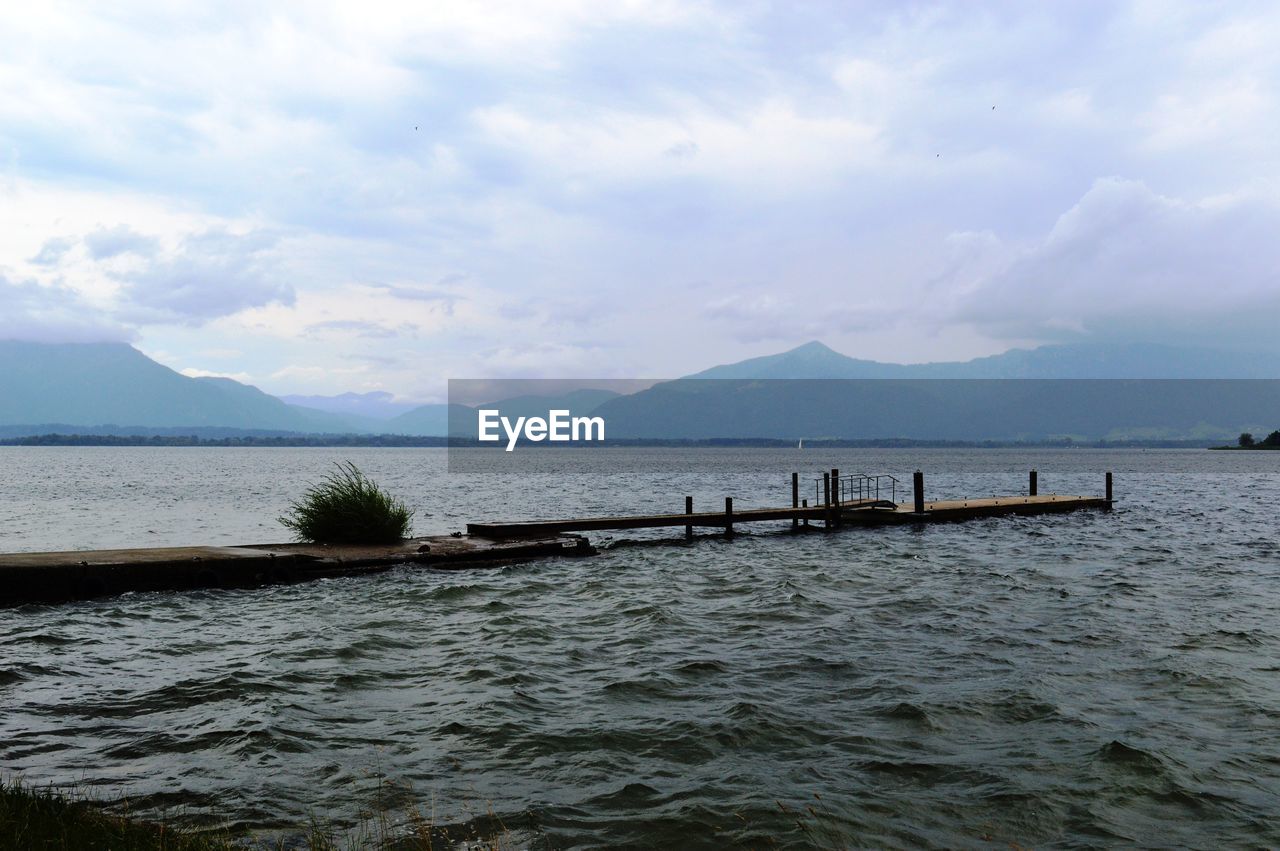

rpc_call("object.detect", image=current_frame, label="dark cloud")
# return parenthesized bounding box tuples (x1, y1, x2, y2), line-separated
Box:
(84, 225, 159, 259)
(0, 274, 132, 342)
(114, 228, 293, 323)
(957, 179, 1280, 352)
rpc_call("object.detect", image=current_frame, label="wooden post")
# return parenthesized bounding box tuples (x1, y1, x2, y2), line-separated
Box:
(724, 496, 734, 538)
(831, 467, 840, 526)
(1105, 471, 1113, 504)
(802, 498, 809, 526)
(685, 496, 693, 540)
(1029, 469, 1038, 497)
(913, 470, 925, 514)
(823, 473, 831, 529)
(791, 472, 799, 530)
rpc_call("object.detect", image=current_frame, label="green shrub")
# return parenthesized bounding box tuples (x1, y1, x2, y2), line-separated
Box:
(279, 461, 413, 544)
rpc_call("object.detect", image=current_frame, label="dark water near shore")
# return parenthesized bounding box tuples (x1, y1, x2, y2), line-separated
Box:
(1, 447, 1278, 848)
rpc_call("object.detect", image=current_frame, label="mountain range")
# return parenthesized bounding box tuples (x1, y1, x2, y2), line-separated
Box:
(0, 341, 369, 434)
(690, 340, 1279, 379)
(2, 339, 1277, 439)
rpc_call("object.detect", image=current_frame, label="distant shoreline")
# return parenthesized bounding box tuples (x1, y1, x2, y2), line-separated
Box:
(0, 433, 1222, 449)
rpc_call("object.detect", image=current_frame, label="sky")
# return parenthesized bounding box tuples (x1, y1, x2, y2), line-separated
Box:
(2, 1, 1278, 402)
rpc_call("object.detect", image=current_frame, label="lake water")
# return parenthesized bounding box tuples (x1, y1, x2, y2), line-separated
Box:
(1, 447, 1277, 848)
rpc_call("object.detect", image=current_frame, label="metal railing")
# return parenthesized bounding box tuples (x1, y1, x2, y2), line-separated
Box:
(813, 473, 900, 506)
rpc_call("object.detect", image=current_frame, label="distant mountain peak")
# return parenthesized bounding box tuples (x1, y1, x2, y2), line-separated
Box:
(688, 339, 890, 379)
(789, 340, 838, 354)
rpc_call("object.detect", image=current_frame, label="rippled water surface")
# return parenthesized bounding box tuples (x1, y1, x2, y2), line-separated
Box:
(1, 447, 1278, 848)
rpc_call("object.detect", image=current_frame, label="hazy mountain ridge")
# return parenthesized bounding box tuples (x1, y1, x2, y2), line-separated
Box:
(3, 338, 1277, 439)
(276, 391, 417, 420)
(0, 341, 372, 434)
(689, 341, 1279, 379)
(593, 378, 1280, 441)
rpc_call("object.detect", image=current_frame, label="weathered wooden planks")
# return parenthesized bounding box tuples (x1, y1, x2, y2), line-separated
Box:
(466, 493, 1109, 538)
(466, 499, 894, 538)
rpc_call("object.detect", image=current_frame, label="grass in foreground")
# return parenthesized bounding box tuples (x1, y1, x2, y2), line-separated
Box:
(279, 461, 414, 544)
(0, 780, 232, 851)
(0, 780, 514, 851)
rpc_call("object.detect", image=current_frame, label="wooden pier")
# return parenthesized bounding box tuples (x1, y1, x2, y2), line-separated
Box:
(467, 493, 1109, 538)
(468, 470, 1114, 539)
(1, 469, 1113, 607)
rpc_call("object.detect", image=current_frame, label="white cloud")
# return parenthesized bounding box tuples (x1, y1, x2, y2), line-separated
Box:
(4, 1, 1280, 394)
(179, 366, 254, 383)
(957, 178, 1280, 346)
(472, 96, 886, 190)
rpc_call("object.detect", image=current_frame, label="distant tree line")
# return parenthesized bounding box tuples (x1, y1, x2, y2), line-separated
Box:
(1237, 431, 1280, 448)
(0, 434, 451, 447)
(0, 433, 1236, 448)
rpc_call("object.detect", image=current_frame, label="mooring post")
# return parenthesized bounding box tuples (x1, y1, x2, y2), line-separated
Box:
(823, 473, 831, 529)
(791, 472, 799, 530)
(831, 467, 840, 527)
(802, 498, 809, 526)
(913, 470, 925, 514)
(1105, 471, 1113, 505)
(685, 495, 693, 540)
(724, 496, 734, 538)
(1029, 469, 1038, 497)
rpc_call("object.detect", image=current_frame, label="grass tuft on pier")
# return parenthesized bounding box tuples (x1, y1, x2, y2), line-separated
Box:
(279, 461, 414, 544)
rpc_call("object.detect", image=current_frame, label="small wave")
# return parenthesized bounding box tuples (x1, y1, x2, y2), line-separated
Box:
(990, 691, 1064, 724)
(875, 701, 935, 726)
(602, 677, 678, 700)
(672, 659, 728, 676)
(1096, 740, 1167, 774)
(584, 782, 663, 811)
(426, 583, 484, 602)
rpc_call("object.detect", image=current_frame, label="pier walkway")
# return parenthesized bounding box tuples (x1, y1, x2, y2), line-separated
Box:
(1, 468, 1113, 606)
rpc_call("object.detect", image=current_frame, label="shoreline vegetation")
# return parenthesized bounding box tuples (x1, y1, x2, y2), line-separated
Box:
(1210, 430, 1280, 450)
(0, 433, 1230, 449)
(1, 780, 847, 850)
(0, 780, 514, 850)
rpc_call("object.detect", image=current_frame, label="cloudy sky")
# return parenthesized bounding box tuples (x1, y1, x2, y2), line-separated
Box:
(2, 1, 1278, 401)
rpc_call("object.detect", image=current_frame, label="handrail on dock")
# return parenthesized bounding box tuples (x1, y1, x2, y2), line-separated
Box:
(813, 472, 899, 505)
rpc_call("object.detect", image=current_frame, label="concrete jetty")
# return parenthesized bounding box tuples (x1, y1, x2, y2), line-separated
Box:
(0, 534, 593, 606)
